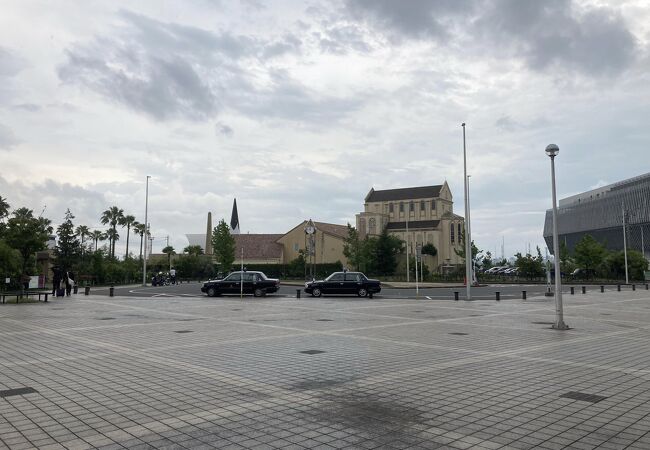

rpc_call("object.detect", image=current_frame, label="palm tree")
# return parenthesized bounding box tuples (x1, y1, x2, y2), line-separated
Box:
(76, 225, 90, 251)
(132, 223, 146, 260)
(100, 206, 124, 258)
(105, 228, 119, 255)
(119, 215, 137, 258)
(90, 230, 103, 251)
(0, 195, 9, 221)
(162, 245, 175, 270)
(183, 245, 204, 256)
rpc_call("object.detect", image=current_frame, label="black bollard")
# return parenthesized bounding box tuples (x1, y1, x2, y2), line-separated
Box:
(618, 284, 621, 292)
(495, 291, 500, 301)
(296, 289, 301, 299)
(522, 290, 526, 300)
(632, 284, 636, 291)
(109, 286, 114, 297)
(369, 292, 373, 299)
(646, 284, 649, 290)
(570, 287, 574, 295)
(582, 286, 586, 294)
(600, 285, 604, 293)
(454, 291, 459, 301)
(73, 285, 78, 294)
(84, 286, 90, 296)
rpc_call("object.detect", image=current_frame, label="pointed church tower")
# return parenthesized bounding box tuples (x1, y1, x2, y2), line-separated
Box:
(230, 199, 240, 234)
(205, 212, 213, 255)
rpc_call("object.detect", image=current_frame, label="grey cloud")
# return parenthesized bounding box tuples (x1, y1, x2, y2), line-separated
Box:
(227, 69, 360, 124)
(215, 122, 233, 137)
(58, 10, 356, 124)
(0, 47, 26, 78)
(478, 0, 637, 76)
(12, 103, 42, 112)
(343, 0, 637, 76)
(495, 115, 520, 132)
(344, 0, 475, 41)
(316, 24, 372, 54)
(59, 50, 219, 121)
(261, 34, 302, 58)
(0, 123, 20, 149)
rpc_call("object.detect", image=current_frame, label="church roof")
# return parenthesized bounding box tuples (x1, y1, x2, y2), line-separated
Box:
(365, 185, 443, 202)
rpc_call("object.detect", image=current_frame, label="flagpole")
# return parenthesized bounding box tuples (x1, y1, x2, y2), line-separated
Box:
(240, 248, 244, 299)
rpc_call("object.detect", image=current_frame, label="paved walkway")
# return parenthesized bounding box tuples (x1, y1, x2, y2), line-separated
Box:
(1, 290, 650, 449)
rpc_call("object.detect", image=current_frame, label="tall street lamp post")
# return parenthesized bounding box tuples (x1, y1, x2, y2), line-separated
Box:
(142, 175, 150, 286)
(462, 123, 472, 300)
(546, 144, 568, 330)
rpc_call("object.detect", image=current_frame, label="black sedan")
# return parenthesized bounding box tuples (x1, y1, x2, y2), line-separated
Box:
(304, 271, 381, 297)
(201, 271, 280, 297)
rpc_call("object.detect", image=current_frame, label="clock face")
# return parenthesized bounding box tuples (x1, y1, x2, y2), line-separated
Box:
(305, 226, 315, 234)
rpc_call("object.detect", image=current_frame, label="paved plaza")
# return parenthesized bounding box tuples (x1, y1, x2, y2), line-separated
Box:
(2, 290, 650, 449)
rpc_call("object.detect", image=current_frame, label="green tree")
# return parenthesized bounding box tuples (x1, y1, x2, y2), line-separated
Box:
(162, 245, 175, 269)
(55, 209, 81, 271)
(573, 235, 607, 276)
(374, 229, 403, 276)
(0, 240, 22, 290)
(75, 225, 90, 252)
(343, 224, 364, 271)
(212, 219, 236, 273)
(481, 251, 493, 269)
(514, 247, 545, 278)
(105, 228, 119, 256)
(0, 195, 9, 235)
(100, 206, 124, 258)
(4, 207, 52, 281)
(133, 223, 146, 259)
(120, 215, 137, 258)
(603, 250, 648, 281)
(183, 245, 204, 256)
(90, 230, 104, 251)
(421, 243, 437, 257)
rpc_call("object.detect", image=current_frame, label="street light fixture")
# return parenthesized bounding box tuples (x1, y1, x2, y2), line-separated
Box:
(545, 144, 568, 330)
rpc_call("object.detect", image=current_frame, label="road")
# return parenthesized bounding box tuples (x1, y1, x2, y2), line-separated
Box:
(84, 281, 613, 300)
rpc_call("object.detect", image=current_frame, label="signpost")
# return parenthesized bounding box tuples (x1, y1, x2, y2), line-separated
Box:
(305, 220, 316, 280)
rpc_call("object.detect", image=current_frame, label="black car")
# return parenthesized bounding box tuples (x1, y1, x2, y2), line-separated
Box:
(201, 271, 280, 297)
(304, 271, 381, 297)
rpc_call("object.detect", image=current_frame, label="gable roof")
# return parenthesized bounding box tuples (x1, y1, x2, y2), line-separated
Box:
(365, 185, 443, 203)
(235, 234, 283, 260)
(280, 220, 349, 241)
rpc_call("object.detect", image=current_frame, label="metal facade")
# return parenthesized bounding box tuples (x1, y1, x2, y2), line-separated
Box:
(543, 172, 650, 255)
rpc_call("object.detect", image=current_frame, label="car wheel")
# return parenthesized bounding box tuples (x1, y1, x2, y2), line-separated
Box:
(312, 287, 322, 297)
(253, 288, 264, 297)
(358, 288, 368, 297)
(207, 287, 217, 297)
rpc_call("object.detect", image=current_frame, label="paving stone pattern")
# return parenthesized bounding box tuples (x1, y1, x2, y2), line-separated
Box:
(2, 290, 650, 449)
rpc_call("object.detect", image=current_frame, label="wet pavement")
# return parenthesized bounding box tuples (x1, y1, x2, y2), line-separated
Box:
(2, 289, 650, 449)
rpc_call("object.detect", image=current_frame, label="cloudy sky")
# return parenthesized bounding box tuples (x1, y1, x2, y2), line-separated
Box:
(1, 0, 649, 258)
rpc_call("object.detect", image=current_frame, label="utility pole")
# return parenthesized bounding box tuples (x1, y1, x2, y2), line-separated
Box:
(142, 176, 150, 286)
(406, 215, 410, 283)
(623, 204, 629, 284)
(462, 123, 471, 300)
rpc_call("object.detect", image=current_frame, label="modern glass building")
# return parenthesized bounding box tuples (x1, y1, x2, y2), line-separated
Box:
(543, 172, 650, 256)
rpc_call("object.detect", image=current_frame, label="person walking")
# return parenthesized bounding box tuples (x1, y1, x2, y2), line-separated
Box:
(52, 268, 62, 296)
(65, 271, 75, 296)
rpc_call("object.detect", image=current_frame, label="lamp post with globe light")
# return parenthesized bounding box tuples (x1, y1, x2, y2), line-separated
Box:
(546, 144, 568, 330)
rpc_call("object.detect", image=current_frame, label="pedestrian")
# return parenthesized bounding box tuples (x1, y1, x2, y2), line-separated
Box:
(65, 271, 74, 296)
(67, 271, 76, 295)
(52, 268, 61, 296)
(170, 267, 176, 285)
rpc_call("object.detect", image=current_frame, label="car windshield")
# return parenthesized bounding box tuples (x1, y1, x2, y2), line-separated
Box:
(224, 272, 241, 281)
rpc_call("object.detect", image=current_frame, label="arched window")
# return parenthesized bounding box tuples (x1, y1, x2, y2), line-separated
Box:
(451, 223, 455, 243)
(369, 218, 376, 235)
